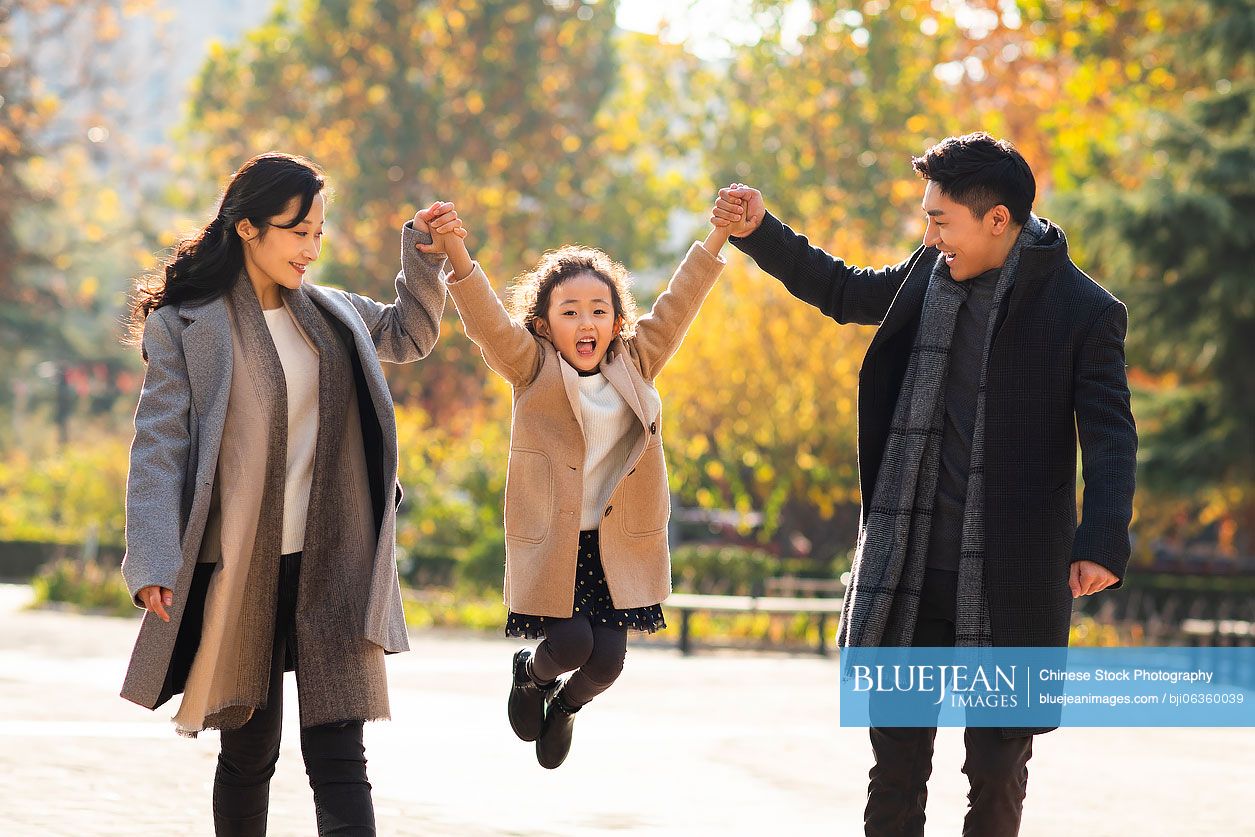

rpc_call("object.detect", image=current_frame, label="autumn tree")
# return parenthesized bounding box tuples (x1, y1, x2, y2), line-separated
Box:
(179, 0, 714, 418)
(1065, 0, 1255, 553)
(0, 0, 158, 446)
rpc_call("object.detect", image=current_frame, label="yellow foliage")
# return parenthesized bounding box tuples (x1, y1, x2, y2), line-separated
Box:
(660, 257, 868, 537)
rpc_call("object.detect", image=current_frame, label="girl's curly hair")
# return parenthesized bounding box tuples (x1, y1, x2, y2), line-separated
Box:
(506, 245, 639, 338)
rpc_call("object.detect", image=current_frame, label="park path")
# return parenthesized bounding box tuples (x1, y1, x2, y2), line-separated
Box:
(0, 584, 1249, 836)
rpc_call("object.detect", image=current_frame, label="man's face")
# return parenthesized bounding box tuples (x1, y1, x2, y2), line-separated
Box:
(920, 181, 1012, 281)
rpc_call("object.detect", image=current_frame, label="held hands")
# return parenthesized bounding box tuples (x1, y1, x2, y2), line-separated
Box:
(413, 201, 467, 252)
(138, 585, 173, 622)
(414, 201, 475, 280)
(713, 183, 766, 238)
(1069, 560, 1119, 598)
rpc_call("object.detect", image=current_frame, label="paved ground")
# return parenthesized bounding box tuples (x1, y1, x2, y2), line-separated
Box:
(1, 583, 1251, 836)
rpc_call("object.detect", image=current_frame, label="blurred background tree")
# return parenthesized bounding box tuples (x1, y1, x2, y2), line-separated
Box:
(0, 0, 160, 449)
(177, 0, 713, 419)
(1065, 0, 1255, 555)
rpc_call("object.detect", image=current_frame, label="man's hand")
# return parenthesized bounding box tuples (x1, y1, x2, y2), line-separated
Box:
(713, 183, 766, 238)
(138, 585, 173, 622)
(1069, 560, 1118, 598)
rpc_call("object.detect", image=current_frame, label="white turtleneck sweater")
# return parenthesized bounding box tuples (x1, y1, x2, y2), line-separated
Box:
(577, 372, 638, 530)
(263, 304, 320, 554)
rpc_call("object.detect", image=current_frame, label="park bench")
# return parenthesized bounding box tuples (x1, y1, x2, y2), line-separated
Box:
(1179, 618, 1254, 645)
(662, 592, 846, 656)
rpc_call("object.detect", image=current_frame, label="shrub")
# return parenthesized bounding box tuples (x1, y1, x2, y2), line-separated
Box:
(30, 557, 135, 618)
(669, 543, 780, 595)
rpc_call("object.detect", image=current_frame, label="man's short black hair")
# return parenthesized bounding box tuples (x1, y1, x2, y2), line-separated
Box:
(911, 132, 1036, 225)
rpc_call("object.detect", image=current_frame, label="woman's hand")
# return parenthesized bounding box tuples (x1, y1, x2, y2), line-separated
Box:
(417, 201, 475, 280)
(138, 585, 174, 622)
(413, 201, 467, 253)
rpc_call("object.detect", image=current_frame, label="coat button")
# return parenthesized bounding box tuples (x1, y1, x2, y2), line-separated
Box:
(604, 506, 613, 517)
(649, 421, 657, 434)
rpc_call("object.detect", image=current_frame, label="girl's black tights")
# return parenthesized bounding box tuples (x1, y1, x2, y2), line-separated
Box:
(529, 616, 627, 707)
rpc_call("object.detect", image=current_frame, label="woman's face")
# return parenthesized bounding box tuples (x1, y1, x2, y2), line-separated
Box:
(237, 192, 326, 290)
(535, 271, 622, 373)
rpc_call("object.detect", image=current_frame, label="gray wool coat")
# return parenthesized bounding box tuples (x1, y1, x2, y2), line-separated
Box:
(121, 222, 445, 711)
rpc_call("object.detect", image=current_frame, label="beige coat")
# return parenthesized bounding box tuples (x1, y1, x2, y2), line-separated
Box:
(446, 242, 724, 616)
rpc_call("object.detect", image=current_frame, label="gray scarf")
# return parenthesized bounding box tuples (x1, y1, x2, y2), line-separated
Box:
(838, 216, 1046, 652)
(211, 276, 388, 731)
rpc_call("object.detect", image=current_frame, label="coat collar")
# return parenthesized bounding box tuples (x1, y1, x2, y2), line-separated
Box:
(865, 217, 1069, 360)
(176, 294, 232, 420)
(556, 338, 650, 433)
(175, 281, 395, 443)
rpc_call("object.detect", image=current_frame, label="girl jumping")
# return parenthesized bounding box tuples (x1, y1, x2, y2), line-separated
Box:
(419, 196, 740, 768)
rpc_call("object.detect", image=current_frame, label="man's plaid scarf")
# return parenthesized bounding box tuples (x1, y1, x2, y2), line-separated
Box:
(838, 215, 1047, 653)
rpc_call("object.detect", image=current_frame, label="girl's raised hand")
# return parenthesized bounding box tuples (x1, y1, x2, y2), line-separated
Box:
(703, 188, 743, 255)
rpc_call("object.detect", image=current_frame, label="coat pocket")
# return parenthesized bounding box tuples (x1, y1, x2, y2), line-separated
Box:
(504, 447, 553, 544)
(622, 442, 670, 536)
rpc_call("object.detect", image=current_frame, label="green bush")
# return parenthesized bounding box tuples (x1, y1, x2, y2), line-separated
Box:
(0, 435, 130, 547)
(669, 543, 780, 595)
(30, 558, 135, 618)
(402, 589, 507, 631)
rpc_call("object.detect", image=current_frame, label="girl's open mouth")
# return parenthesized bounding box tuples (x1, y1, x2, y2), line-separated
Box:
(576, 337, 596, 357)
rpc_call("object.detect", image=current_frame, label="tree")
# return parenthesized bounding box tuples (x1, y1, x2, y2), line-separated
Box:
(1065, 0, 1255, 553)
(660, 259, 866, 564)
(178, 0, 711, 418)
(0, 0, 159, 446)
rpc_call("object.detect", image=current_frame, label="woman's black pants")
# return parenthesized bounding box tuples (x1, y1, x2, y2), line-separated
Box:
(864, 569, 1034, 837)
(213, 552, 375, 836)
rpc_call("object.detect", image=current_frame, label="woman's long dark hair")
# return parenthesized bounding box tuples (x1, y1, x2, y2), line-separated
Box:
(127, 152, 326, 347)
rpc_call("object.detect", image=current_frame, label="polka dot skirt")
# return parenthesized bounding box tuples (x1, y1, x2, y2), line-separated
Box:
(506, 530, 667, 639)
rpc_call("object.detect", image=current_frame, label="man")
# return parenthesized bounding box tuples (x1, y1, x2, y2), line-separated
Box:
(712, 132, 1137, 836)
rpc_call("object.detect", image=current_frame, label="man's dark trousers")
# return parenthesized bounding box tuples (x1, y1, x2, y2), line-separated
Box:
(864, 569, 1033, 837)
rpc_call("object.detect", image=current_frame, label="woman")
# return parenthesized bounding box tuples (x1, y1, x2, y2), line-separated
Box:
(120, 152, 463, 835)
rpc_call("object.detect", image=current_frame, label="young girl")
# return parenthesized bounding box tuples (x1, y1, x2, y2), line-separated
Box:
(420, 197, 740, 769)
(120, 152, 461, 833)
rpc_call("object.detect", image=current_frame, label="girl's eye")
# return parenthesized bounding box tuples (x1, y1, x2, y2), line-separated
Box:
(594, 309, 607, 315)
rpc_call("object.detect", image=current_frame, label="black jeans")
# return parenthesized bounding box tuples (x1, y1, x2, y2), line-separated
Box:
(213, 553, 376, 836)
(864, 569, 1033, 837)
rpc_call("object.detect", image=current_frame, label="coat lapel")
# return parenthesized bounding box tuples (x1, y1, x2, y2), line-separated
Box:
(301, 284, 397, 446)
(864, 259, 931, 361)
(178, 295, 233, 443)
(599, 341, 650, 430)
(555, 353, 584, 434)
(554, 341, 651, 433)
(992, 221, 1066, 346)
